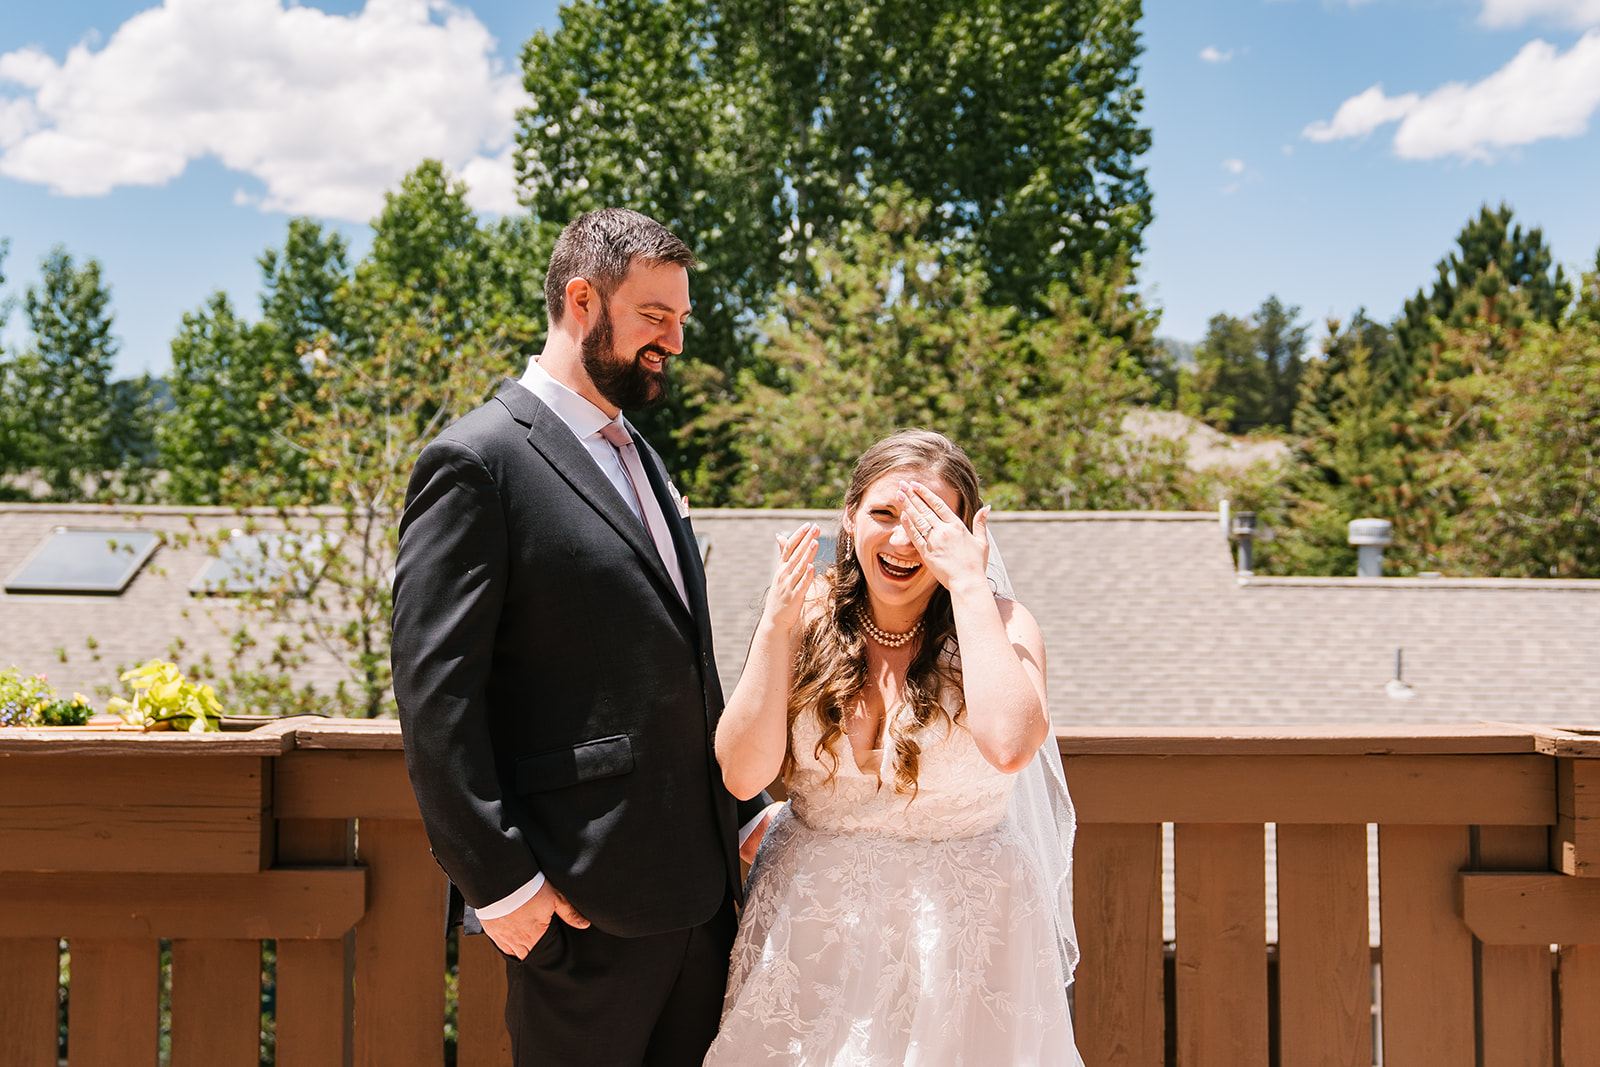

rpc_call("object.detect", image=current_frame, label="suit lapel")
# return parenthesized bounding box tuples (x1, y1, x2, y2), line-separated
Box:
(495, 381, 693, 630)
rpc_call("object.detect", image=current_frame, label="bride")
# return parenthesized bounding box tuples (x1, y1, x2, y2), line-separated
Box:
(707, 430, 1084, 1066)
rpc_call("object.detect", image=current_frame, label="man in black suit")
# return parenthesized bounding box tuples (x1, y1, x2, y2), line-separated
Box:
(392, 209, 771, 1066)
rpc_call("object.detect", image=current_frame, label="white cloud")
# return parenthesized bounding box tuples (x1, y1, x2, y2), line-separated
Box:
(1200, 46, 1233, 63)
(1303, 85, 1421, 143)
(1222, 158, 1246, 174)
(1480, 0, 1600, 28)
(0, 0, 527, 220)
(1302, 31, 1600, 160)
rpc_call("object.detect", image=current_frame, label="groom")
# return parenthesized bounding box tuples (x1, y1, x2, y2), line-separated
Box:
(393, 209, 769, 1065)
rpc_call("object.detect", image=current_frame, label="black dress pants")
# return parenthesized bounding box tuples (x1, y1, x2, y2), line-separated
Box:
(502, 894, 737, 1067)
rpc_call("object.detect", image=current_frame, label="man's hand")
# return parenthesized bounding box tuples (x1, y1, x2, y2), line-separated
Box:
(479, 880, 590, 960)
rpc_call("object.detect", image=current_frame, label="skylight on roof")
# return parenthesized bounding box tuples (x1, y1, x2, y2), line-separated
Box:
(5, 528, 160, 595)
(190, 531, 339, 596)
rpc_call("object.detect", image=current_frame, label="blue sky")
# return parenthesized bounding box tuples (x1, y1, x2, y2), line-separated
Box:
(2, 0, 1598, 378)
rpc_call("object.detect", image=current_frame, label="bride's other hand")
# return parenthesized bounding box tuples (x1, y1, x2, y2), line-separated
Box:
(898, 480, 990, 594)
(717, 525, 821, 801)
(764, 523, 820, 631)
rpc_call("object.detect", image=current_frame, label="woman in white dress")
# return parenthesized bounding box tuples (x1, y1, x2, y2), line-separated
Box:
(708, 430, 1084, 1066)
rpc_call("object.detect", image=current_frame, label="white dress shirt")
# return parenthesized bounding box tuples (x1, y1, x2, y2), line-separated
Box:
(474, 359, 770, 921)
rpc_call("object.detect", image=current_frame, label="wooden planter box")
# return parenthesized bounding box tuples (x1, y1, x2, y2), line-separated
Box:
(0, 727, 291, 874)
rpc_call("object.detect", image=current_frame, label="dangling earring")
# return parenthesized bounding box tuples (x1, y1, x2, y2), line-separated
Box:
(839, 530, 851, 558)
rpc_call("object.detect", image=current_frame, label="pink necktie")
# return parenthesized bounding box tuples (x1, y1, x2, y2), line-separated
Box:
(599, 423, 689, 608)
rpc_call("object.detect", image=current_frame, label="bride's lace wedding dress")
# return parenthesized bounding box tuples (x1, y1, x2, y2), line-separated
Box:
(705, 702, 1085, 1066)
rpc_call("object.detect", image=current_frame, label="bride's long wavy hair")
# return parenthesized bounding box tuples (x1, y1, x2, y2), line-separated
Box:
(783, 430, 983, 795)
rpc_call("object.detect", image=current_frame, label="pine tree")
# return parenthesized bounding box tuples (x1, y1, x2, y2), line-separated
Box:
(7, 248, 121, 499)
(1398, 203, 1572, 363)
(1187, 296, 1308, 433)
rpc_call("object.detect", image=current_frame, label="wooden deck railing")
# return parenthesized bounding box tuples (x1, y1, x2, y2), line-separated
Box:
(2, 720, 1597, 1066)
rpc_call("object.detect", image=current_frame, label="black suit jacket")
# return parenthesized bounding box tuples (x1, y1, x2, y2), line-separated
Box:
(393, 379, 762, 937)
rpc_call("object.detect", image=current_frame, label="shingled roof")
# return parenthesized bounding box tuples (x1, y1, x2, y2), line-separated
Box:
(0, 504, 349, 701)
(689, 509, 1600, 731)
(4, 504, 1598, 730)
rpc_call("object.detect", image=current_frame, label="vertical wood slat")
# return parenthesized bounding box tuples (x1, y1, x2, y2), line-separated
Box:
(1377, 824, 1474, 1067)
(1558, 945, 1600, 1064)
(1276, 824, 1371, 1067)
(456, 932, 513, 1067)
(1174, 824, 1268, 1067)
(0, 937, 59, 1067)
(1073, 823, 1164, 1067)
(276, 817, 356, 1067)
(1477, 825, 1554, 1067)
(170, 939, 262, 1067)
(66, 938, 159, 1067)
(354, 818, 446, 1067)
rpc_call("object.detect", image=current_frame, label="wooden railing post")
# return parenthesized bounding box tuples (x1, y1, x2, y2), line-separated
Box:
(1073, 821, 1164, 1067)
(0, 937, 59, 1067)
(275, 817, 356, 1067)
(1276, 823, 1370, 1067)
(66, 938, 160, 1067)
(1173, 823, 1268, 1067)
(1475, 825, 1555, 1067)
(353, 817, 447, 1067)
(169, 938, 264, 1066)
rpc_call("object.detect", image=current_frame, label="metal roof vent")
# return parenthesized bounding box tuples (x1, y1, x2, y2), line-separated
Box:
(1230, 511, 1257, 574)
(1386, 648, 1415, 699)
(1347, 518, 1392, 578)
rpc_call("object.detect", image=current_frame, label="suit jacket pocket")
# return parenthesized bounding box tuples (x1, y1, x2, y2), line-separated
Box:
(515, 734, 635, 793)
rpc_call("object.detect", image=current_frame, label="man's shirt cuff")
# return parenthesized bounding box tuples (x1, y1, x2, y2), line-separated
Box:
(474, 873, 545, 920)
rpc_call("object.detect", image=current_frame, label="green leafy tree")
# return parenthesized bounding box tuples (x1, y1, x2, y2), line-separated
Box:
(725, 0, 1152, 312)
(1574, 248, 1600, 326)
(516, 0, 785, 467)
(197, 308, 512, 718)
(171, 170, 540, 716)
(4, 247, 121, 499)
(1398, 203, 1572, 362)
(0, 238, 20, 494)
(1187, 296, 1308, 432)
(161, 178, 534, 507)
(515, 0, 1154, 470)
(687, 200, 1190, 511)
(350, 162, 536, 381)
(1188, 312, 1262, 432)
(257, 218, 352, 364)
(1431, 316, 1600, 576)
(160, 292, 286, 504)
(1297, 310, 1405, 423)
(1261, 318, 1426, 575)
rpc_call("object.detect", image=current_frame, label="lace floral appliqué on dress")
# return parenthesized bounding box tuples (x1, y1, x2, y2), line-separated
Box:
(705, 706, 1085, 1066)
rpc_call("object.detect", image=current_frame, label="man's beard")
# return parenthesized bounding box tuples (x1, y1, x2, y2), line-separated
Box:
(581, 299, 669, 411)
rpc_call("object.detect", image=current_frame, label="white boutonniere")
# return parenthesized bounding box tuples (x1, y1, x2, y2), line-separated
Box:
(667, 480, 690, 518)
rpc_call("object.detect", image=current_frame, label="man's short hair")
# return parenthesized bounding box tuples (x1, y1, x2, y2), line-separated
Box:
(545, 209, 695, 324)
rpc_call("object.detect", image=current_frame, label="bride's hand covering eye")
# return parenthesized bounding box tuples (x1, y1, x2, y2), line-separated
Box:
(897, 480, 989, 592)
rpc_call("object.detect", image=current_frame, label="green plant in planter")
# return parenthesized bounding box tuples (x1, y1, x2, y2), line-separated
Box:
(36, 695, 92, 726)
(0, 669, 92, 727)
(107, 660, 224, 733)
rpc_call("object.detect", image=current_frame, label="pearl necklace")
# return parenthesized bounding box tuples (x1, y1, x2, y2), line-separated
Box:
(857, 609, 923, 648)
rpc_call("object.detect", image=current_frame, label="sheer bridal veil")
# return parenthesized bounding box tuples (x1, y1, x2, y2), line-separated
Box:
(987, 529, 1081, 982)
